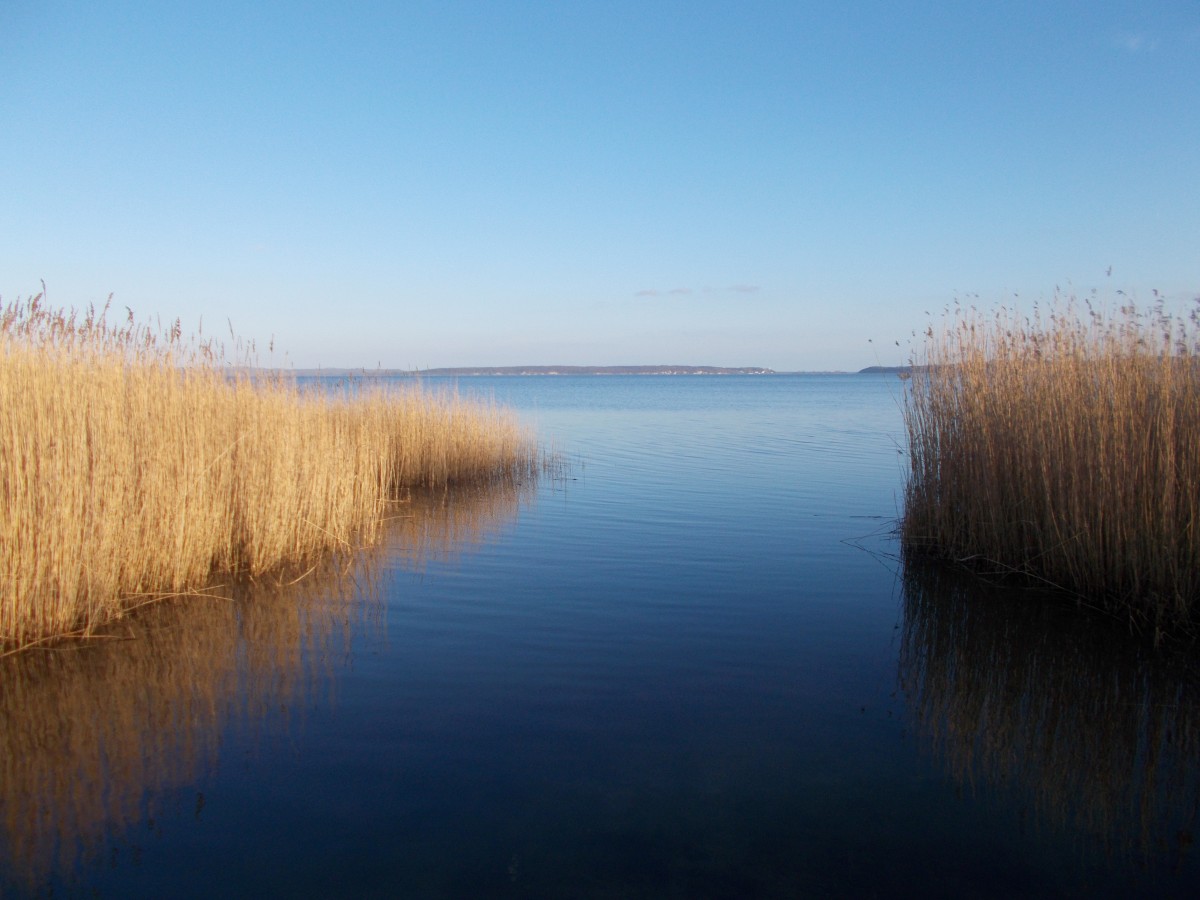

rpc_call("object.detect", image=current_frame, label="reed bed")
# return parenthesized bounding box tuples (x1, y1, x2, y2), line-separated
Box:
(0, 294, 538, 653)
(901, 292, 1200, 635)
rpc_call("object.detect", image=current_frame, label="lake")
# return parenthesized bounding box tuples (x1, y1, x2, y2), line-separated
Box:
(2, 374, 1198, 898)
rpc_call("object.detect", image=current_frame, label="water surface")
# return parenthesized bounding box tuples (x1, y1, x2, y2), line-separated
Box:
(2, 374, 1197, 898)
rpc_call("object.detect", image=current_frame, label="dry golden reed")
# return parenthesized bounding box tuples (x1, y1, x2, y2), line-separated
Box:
(901, 291, 1200, 634)
(0, 293, 538, 652)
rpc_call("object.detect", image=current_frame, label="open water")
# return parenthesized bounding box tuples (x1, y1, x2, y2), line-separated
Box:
(2, 374, 1198, 897)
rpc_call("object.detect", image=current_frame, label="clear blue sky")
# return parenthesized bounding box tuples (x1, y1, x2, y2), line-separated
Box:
(3, 1, 1197, 371)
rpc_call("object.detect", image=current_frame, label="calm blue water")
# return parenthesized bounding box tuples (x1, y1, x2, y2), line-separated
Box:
(2, 375, 1198, 898)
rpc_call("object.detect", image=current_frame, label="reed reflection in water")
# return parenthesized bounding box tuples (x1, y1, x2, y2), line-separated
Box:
(0, 478, 533, 891)
(898, 559, 1200, 871)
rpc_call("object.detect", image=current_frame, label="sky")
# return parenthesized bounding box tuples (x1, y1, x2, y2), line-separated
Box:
(2, 1, 1198, 372)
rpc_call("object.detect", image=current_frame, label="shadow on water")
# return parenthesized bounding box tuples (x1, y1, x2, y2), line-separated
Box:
(0, 478, 533, 892)
(898, 557, 1200, 875)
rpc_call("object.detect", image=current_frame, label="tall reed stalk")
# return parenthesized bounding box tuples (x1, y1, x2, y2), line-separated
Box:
(0, 294, 538, 652)
(901, 292, 1200, 635)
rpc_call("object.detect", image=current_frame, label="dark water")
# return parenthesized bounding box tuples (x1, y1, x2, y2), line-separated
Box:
(3, 374, 1198, 898)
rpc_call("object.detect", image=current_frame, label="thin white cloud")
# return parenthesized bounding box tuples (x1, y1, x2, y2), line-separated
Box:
(636, 287, 693, 298)
(635, 284, 760, 299)
(1114, 32, 1158, 53)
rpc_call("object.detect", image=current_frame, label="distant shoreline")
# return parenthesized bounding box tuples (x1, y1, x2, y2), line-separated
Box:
(280, 365, 902, 377)
(290, 365, 776, 376)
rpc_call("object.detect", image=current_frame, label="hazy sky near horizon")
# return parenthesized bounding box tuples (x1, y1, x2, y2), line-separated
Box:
(3, 1, 1198, 371)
